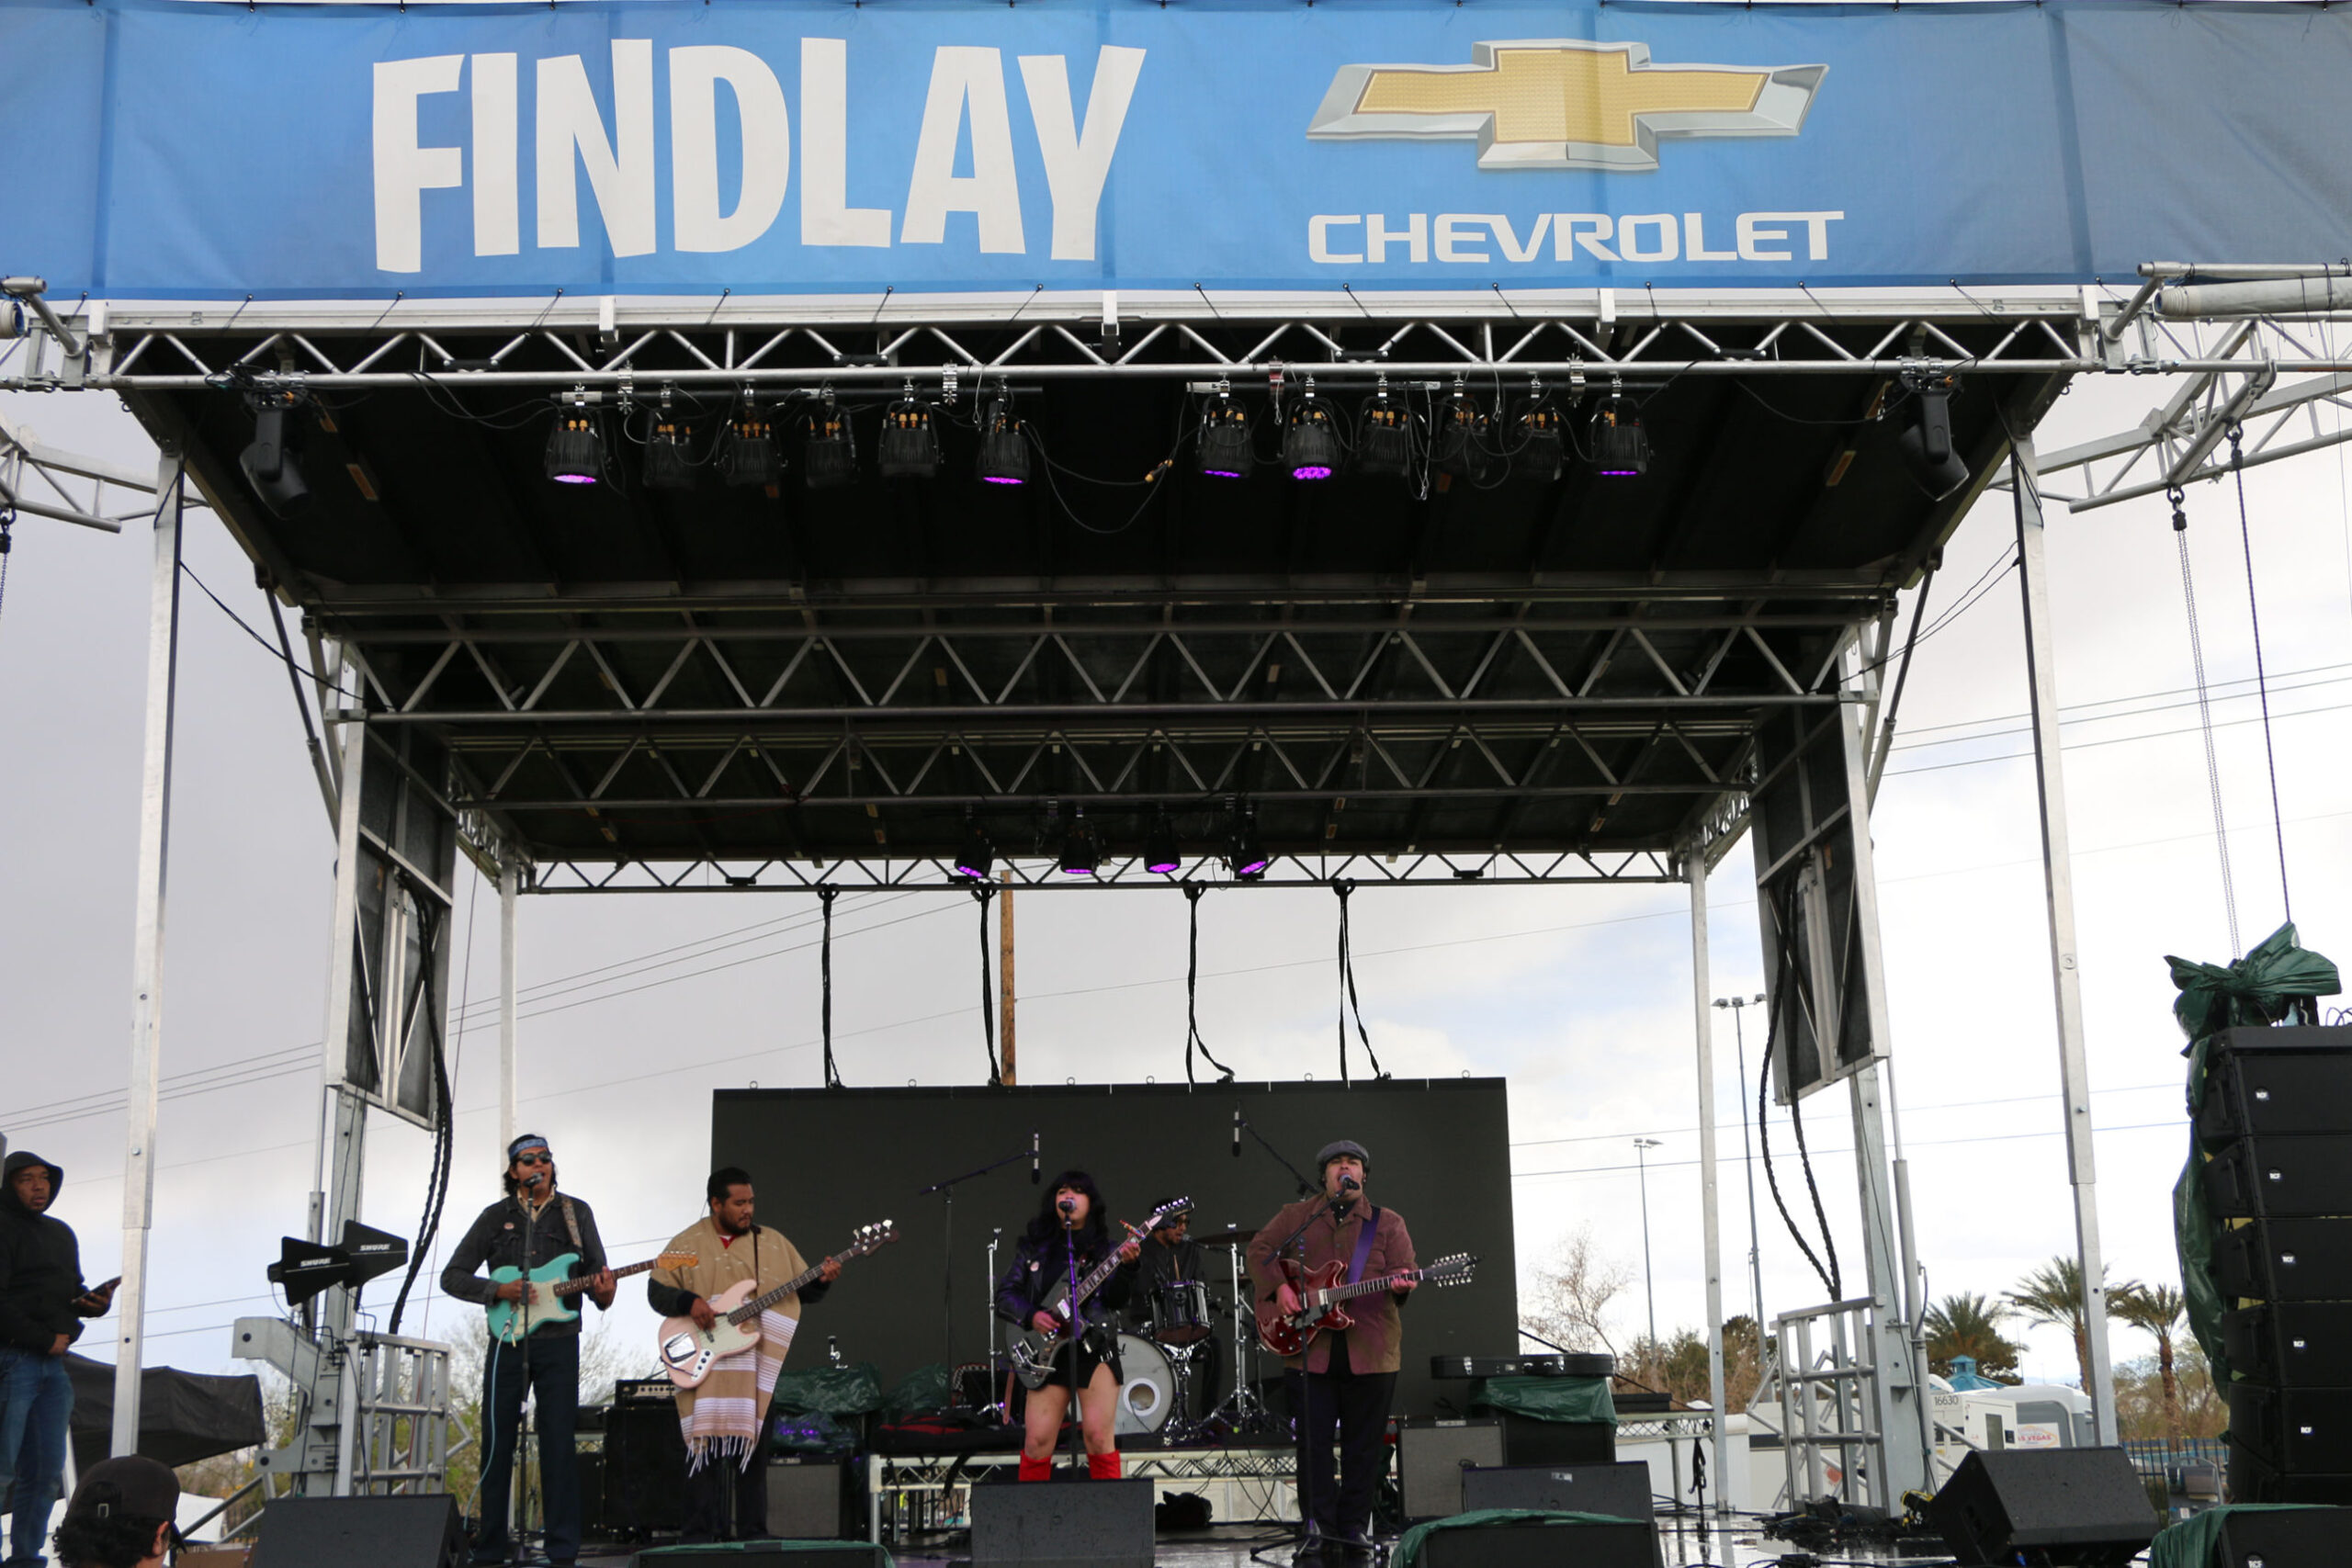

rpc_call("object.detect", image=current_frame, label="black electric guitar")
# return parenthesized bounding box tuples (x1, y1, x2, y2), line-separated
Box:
(1008, 1198, 1190, 1390)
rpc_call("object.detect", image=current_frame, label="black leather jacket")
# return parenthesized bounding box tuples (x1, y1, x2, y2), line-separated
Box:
(994, 1229, 1136, 1329)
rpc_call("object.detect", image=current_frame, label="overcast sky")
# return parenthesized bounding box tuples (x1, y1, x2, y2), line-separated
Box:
(4, 350, 2348, 1398)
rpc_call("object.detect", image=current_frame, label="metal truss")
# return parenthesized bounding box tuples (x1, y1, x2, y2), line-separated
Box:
(0, 411, 197, 533)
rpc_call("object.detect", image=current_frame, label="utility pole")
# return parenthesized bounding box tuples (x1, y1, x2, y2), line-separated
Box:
(1716, 994, 1770, 1336)
(999, 868, 1017, 1085)
(1634, 1136, 1663, 1348)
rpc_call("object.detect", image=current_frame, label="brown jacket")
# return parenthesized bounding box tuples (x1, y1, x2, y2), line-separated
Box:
(1247, 1195, 1416, 1375)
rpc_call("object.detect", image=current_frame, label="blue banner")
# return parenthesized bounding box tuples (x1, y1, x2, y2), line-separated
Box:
(2, 0, 2347, 299)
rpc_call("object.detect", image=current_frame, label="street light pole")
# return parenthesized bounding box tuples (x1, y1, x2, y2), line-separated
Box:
(1715, 994, 1769, 1337)
(1634, 1137, 1662, 1348)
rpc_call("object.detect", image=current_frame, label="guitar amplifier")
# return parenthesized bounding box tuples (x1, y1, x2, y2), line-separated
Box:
(1396, 1417, 1505, 1518)
(616, 1377, 680, 1406)
(1430, 1354, 1615, 1380)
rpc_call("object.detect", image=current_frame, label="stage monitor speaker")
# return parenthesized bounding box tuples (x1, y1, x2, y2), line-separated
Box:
(2207, 1503, 2352, 1563)
(2226, 1382, 2352, 1472)
(1924, 1449, 2157, 1567)
(250, 1495, 464, 1568)
(1498, 1415, 1613, 1466)
(2222, 1302, 2352, 1387)
(2223, 1440, 2352, 1506)
(970, 1476, 1155, 1567)
(604, 1398, 688, 1534)
(766, 1457, 848, 1540)
(1417, 1517, 1657, 1568)
(2214, 1216, 2352, 1302)
(1396, 1417, 1505, 1519)
(628, 1548, 887, 1567)
(2204, 1134, 2352, 1219)
(2196, 1028, 2352, 1145)
(1459, 1460, 1654, 1520)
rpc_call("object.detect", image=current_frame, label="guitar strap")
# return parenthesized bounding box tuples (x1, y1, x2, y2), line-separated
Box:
(1346, 1205, 1381, 1285)
(560, 1195, 583, 1253)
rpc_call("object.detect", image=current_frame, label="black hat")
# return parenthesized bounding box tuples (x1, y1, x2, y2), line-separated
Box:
(1316, 1139, 1370, 1172)
(66, 1455, 179, 1523)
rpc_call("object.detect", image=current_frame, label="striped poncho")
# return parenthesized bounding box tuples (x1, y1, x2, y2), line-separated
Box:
(651, 1216, 809, 1472)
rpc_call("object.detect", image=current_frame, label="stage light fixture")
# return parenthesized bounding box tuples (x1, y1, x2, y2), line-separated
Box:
(878, 397, 942, 480)
(1283, 394, 1340, 481)
(1516, 403, 1566, 482)
(1228, 804, 1270, 879)
(338, 1221, 411, 1289)
(1591, 394, 1650, 478)
(1897, 374, 1970, 500)
(1432, 392, 1490, 479)
(1144, 811, 1182, 875)
(723, 412, 782, 489)
(266, 1236, 351, 1307)
(1058, 807, 1100, 877)
(545, 394, 605, 486)
(1357, 387, 1413, 478)
(240, 398, 312, 517)
(955, 817, 995, 880)
(802, 400, 857, 491)
(642, 418, 693, 491)
(977, 394, 1031, 486)
(1197, 390, 1255, 479)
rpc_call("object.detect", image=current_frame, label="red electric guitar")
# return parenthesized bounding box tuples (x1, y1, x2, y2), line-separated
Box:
(1255, 1252, 1477, 1359)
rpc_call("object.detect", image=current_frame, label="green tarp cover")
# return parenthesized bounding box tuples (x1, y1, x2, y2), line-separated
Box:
(2148, 1504, 2328, 1568)
(2167, 923, 2343, 1389)
(882, 1361, 953, 1416)
(771, 1361, 883, 1416)
(1468, 1374, 1616, 1425)
(1396, 1508, 1648, 1568)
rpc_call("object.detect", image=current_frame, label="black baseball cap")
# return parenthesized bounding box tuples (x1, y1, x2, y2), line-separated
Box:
(66, 1455, 179, 1523)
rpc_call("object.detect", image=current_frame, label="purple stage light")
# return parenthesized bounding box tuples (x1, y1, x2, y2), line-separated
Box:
(982, 474, 1025, 486)
(552, 472, 597, 485)
(1290, 465, 1332, 481)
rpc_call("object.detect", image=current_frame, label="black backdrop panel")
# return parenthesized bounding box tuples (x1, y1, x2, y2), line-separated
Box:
(709, 1079, 1517, 1421)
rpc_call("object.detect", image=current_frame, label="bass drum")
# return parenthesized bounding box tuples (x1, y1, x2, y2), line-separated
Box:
(1114, 1332, 1175, 1436)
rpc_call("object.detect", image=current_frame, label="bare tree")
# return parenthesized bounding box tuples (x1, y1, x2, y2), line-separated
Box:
(1522, 1226, 1632, 1355)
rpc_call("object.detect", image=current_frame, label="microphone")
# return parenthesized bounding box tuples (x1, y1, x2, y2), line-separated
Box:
(1231, 1108, 1241, 1159)
(1057, 1196, 1077, 1224)
(1340, 1174, 1361, 1192)
(1032, 1130, 1041, 1186)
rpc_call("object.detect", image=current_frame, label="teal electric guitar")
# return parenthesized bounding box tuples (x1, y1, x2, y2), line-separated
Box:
(487, 1248, 697, 1345)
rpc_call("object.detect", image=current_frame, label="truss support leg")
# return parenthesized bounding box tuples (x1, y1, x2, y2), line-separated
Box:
(1689, 852, 1730, 1518)
(500, 856, 521, 1151)
(111, 449, 185, 1456)
(2011, 430, 2120, 1445)
(316, 713, 372, 1351)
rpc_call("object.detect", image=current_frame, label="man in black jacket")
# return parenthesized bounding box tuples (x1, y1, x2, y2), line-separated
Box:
(440, 1135, 614, 1568)
(1, 1150, 113, 1568)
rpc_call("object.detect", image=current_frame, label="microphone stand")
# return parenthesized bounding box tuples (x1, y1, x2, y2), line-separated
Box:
(917, 1145, 1030, 1371)
(1062, 1220, 1085, 1477)
(1236, 1114, 1321, 1199)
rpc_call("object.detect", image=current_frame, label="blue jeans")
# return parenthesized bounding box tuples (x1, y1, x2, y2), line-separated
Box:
(0, 1348, 73, 1567)
(475, 1331, 581, 1564)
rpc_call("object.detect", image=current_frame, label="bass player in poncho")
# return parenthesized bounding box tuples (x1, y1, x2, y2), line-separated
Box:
(649, 1167, 841, 1543)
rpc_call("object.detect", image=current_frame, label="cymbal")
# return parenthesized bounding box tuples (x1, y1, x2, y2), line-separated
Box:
(1194, 1228, 1258, 1247)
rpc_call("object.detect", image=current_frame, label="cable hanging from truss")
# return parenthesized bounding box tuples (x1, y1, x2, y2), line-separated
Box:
(2170, 482, 2243, 957)
(973, 883, 1001, 1087)
(2230, 427, 2296, 927)
(819, 886, 843, 1089)
(1182, 885, 1236, 1088)
(1333, 882, 1388, 1086)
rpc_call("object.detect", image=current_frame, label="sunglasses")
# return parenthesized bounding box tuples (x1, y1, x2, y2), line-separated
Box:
(514, 1152, 552, 1166)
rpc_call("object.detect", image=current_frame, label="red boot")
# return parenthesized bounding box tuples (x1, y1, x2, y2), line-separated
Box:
(1018, 1455, 1052, 1483)
(1088, 1450, 1123, 1481)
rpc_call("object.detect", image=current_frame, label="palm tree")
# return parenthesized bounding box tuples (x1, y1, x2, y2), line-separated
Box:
(2114, 1283, 2188, 1440)
(1924, 1292, 2022, 1381)
(2007, 1256, 2138, 1393)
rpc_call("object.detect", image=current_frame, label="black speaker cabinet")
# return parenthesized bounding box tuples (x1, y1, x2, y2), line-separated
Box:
(1396, 1417, 1506, 1519)
(1924, 1449, 2156, 1567)
(2227, 1382, 2352, 1472)
(2205, 1134, 2352, 1218)
(1499, 1415, 1614, 1465)
(1417, 1517, 1657, 1568)
(604, 1398, 689, 1534)
(2215, 1216, 2352, 1302)
(628, 1548, 887, 1567)
(2225, 1439, 2352, 1505)
(1459, 1460, 1653, 1519)
(765, 1457, 848, 1540)
(2222, 1302, 2352, 1387)
(2207, 1503, 2352, 1563)
(970, 1476, 1155, 1567)
(2195, 1027, 2352, 1145)
(250, 1495, 465, 1568)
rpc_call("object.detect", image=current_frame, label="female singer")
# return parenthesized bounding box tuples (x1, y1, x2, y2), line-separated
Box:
(995, 1169, 1142, 1480)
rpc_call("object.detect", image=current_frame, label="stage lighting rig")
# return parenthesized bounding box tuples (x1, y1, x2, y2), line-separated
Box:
(802, 396, 857, 490)
(1897, 370, 1970, 499)
(955, 816, 995, 880)
(1356, 380, 1414, 479)
(1432, 387, 1492, 479)
(1197, 385, 1254, 479)
(723, 410, 782, 489)
(642, 397, 693, 490)
(1057, 806, 1101, 877)
(977, 392, 1031, 486)
(1228, 802, 1270, 879)
(239, 391, 312, 517)
(878, 393, 942, 479)
(1516, 400, 1566, 482)
(544, 391, 605, 486)
(1144, 810, 1182, 875)
(1590, 389, 1649, 478)
(1283, 387, 1340, 480)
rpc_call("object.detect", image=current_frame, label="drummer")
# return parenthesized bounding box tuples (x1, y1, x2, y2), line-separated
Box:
(1128, 1198, 1205, 1329)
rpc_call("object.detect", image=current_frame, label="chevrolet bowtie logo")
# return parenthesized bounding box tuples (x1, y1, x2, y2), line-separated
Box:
(1308, 39, 1826, 171)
